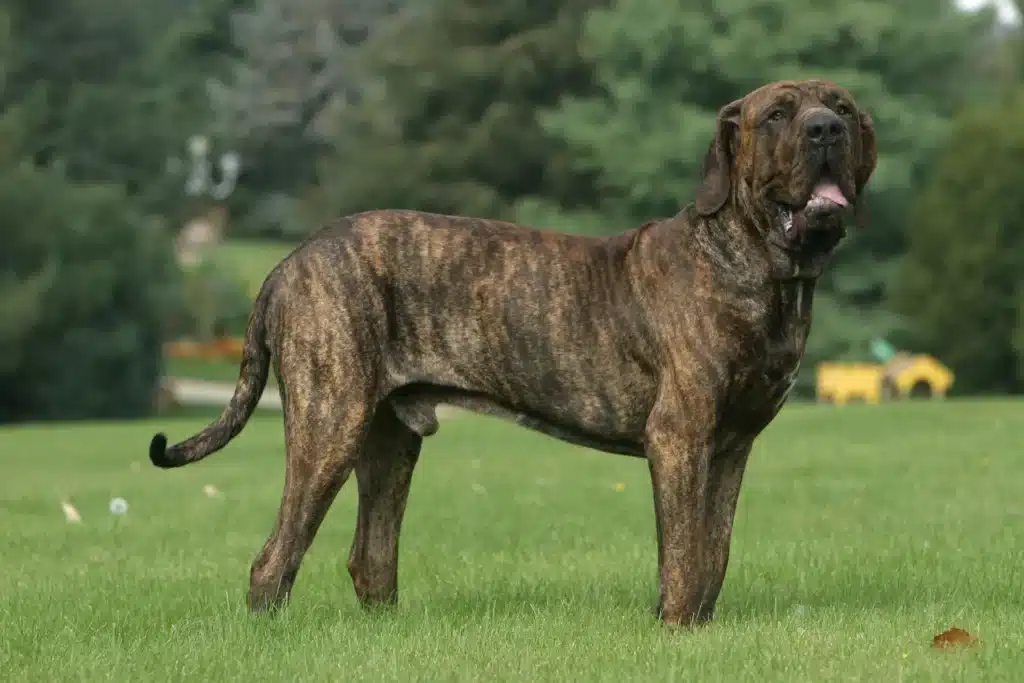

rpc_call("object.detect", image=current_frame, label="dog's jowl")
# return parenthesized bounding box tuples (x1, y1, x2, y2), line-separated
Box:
(149, 79, 877, 627)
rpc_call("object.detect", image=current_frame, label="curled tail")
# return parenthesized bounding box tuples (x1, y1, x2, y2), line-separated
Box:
(149, 271, 278, 469)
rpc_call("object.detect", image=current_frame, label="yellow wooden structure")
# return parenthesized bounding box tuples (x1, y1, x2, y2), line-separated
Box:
(815, 353, 954, 405)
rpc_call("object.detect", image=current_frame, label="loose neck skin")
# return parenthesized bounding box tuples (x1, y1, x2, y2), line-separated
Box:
(614, 202, 822, 350)
(626, 203, 813, 288)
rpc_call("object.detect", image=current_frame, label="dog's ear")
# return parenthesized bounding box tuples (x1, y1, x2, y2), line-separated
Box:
(853, 110, 877, 228)
(695, 99, 742, 216)
(855, 110, 877, 194)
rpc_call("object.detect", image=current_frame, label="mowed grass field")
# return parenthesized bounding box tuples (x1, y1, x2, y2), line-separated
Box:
(218, 239, 295, 299)
(1, 400, 1022, 681)
(163, 357, 275, 388)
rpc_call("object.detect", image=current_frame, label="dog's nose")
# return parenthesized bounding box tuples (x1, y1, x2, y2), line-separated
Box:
(804, 110, 843, 147)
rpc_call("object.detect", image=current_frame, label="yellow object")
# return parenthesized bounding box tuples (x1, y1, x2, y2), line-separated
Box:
(815, 353, 954, 405)
(816, 363, 885, 404)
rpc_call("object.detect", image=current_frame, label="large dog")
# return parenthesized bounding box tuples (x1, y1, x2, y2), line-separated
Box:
(150, 79, 877, 627)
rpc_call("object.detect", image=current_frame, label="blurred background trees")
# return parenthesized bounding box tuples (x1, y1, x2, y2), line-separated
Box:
(304, 0, 606, 228)
(895, 87, 1024, 394)
(1, 0, 1022, 423)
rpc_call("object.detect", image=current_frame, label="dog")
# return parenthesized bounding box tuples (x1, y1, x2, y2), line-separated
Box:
(150, 79, 877, 627)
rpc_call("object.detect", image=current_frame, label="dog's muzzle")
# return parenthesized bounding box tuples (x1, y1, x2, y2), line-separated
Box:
(777, 178, 851, 254)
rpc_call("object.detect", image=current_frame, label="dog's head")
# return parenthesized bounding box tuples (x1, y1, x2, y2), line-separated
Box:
(695, 80, 877, 271)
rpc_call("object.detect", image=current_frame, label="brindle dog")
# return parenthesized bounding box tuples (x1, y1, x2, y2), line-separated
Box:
(150, 79, 877, 627)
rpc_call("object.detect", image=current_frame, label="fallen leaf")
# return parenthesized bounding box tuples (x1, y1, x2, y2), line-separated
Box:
(932, 627, 978, 650)
(614, 482, 626, 492)
(203, 484, 220, 498)
(60, 501, 82, 523)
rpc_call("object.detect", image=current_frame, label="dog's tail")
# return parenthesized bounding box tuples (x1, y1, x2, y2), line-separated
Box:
(149, 270, 279, 469)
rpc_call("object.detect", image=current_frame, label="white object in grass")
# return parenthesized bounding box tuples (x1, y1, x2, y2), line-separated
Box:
(61, 501, 82, 523)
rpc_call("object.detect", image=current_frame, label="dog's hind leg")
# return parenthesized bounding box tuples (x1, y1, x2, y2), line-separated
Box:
(247, 338, 376, 613)
(347, 402, 423, 608)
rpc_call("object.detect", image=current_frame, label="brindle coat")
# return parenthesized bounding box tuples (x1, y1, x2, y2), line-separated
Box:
(150, 79, 877, 627)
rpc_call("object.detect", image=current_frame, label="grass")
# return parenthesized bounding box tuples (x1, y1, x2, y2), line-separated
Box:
(1, 399, 1022, 681)
(167, 238, 293, 387)
(165, 238, 292, 387)
(161, 357, 279, 391)
(218, 239, 296, 299)
(163, 357, 249, 384)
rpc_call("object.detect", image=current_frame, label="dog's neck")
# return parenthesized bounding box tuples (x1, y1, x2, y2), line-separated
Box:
(624, 205, 821, 307)
(688, 204, 823, 287)
(695, 205, 818, 366)
(623, 207, 817, 379)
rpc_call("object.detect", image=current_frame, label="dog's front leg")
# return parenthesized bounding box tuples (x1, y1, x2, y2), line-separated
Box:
(644, 388, 716, 628)
(698, 442, 753, 624)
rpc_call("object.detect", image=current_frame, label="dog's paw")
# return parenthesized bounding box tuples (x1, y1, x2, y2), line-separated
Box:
(654, 598, 715, 629)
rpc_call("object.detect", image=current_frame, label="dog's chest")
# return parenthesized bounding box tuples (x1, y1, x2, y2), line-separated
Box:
(731, 281, 814, 421)
(759, 332, 805, 411)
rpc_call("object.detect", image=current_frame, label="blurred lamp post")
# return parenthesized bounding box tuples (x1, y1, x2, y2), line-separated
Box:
(176, 134, 241, 251)
(175, 135, 243, 342)
(184, 134, 241, 201)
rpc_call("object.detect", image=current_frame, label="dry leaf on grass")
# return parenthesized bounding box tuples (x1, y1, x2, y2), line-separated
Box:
(932, 627, 978, 650)
(60, 501, 82, 523)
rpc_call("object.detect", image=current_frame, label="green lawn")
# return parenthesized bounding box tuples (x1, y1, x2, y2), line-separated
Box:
(1, 400, 1022, 681)
(163, 237, 292, 387)
(162, 357, 279, 391)
(164, 356, 249, 384)
(165, 238, 292, 387)
(217, 239, 295, 299)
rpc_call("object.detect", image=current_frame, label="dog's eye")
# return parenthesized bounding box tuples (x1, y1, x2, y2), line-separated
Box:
(768, 110, 786, 122)
(836, 104, 852, 117)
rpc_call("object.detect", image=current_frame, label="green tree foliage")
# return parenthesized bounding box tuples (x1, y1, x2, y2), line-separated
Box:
(0, 0, 236, 219)
(209, 0, 408, 238)
(539, 1, 996, 220)
(532, 0, 999, 391)
(172, 257, 254, 341)
(894, 89, 1024, 395)
(0, 166, 181, 421)
(0, 16, 182, 423)
(306, 0, 606, 225)
(1015, 294, 1024, 383)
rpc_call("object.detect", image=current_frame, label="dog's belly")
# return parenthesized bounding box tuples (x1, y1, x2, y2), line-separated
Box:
(378, 323, 656, 450)
(387, 379, 652, 458)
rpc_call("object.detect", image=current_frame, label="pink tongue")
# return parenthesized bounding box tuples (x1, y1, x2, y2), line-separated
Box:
(811, 182, 849, 207)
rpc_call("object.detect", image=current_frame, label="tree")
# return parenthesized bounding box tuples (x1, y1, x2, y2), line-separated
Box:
(0, 16, 182, 422)
(208, 0, 408, 238)
(208, 0, 407, 142)
(532, 0, 999, 392)
(894, 89, 1024, 395)
(0, 0, 236, 220)
(304, 0, 606, 227)
(0, 115, 56, 379)
(0, 164, 182, 422)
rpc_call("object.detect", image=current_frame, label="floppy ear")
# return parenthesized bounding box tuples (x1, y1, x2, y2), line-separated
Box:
(855, 110, 877, 195)
(695, 99, 742, 216)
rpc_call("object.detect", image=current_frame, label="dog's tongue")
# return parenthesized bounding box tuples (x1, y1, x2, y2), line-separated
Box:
(810, 181, 849, 207)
